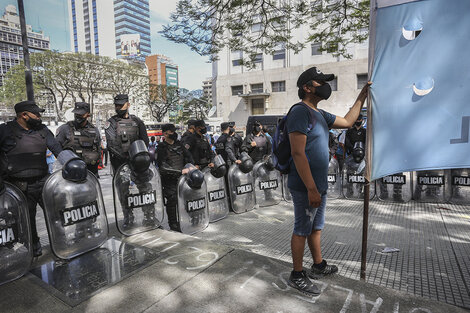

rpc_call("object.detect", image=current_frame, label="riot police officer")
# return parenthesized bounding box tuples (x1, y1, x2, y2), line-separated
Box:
(225, 122, 242, 165)
(345, 114, 366, 155)
(189, 120, 215, 170)
(181, 119, 196, 150)
(0, 101, 62, 256)
(56, 102, 101, 176)
(105, 94, 149, 227)
(215, 122, 231, 163)
(242, 121, 272, 163)
(157, 124, 193, 231)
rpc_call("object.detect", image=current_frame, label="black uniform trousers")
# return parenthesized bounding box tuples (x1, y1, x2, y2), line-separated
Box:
(161, 174, 180, 231)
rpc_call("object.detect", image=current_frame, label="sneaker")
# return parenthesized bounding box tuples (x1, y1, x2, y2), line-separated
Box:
(309, 260, 338, 277)
(288, 270, 321, 296)
(33, 242, 42, 257)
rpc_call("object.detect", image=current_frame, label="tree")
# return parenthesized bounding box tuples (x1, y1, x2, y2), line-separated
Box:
(145, 84, 180, 122)
(161, 0, 370, 67)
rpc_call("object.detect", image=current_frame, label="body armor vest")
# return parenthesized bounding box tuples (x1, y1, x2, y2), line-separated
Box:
(110, 117, 140, 158)
(64, 122, 100, 165)
(6, 122, 48, 179)
(195, 135, 211, 165)
(250, 134, 267, 163)
(166, 144, 185, 171)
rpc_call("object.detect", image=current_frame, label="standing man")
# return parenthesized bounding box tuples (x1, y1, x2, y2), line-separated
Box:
(157, 123, 193, 231)
(188, 120, 214, 170)
(286, 67, 370, 296)
(105, 94, 149, 227)
(0, 101, 62, 256)
(215, 122, 231, 163)
(56, 102, 101, 176)
(345, 114, 366, 155)
(242, 121, 272, 163)
(181, 119, 196, 150)
(101, 135, 108, 168)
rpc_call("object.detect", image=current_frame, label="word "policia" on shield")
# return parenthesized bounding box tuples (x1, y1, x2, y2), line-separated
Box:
(236, 183, 253, 195)
(126, 191, 157, 209)
(61, 200, 100, 226)
(417, 176, 444, 185)
(186, 198, 206, 212)
(208, 189, 225, 202)
(259, 180, 278, 190)
(0, 227, 16, 245)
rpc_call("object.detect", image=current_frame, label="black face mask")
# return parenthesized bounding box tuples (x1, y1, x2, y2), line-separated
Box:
(116, 109, 127, 117)
(169, 133, 178, 141)
(355, 121, 362, 127)
(254, 125, 261, 133)
(200, 127, 207, 134)
(314, 83, 332, 100)
(229, 127, 235, 135)
(26, 116, 42, 129)
(74, 114, 87, 126)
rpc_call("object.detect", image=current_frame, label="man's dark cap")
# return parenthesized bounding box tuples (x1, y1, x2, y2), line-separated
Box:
(228, 121, 235, 127)
(162, 123, 176, 132)
(221, 122, 230, 130)
(14, 100, 45, 114)
(194, 120, 206, 127)
(296, 67, 334, 88)
(114, 94, 129, 105)
(187, 119, 196, 127)
(72, 102, 90, 115)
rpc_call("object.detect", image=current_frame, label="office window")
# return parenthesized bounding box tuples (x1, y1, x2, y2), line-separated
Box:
(251, 23, 262, 33)
(273, 49, 285, 60)
(311, 42, 322, 55)
(251, 98, 264, 115)
(253, 53, 263, 63)
(271, 81, 286, 92)
(250, 83, 263, 93)
(329, 77, 338, 91)
(231, 50, 243, 66)
(357, 74, 368, 89)
(231, 85, 243, 96)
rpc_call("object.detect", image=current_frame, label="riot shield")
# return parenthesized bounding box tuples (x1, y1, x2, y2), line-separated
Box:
(202, 168, 229, 222)
(327, 157, 342, 199)
(227, 164, 255, 213)
(0, 180, 32, 285)
(282, 174, 292, 202)
(253, 157, 282, 207)
(376, 172, 412, 202)
(342, 157, 375, 200)
(113, 164, 164, 236)
(413, 170, 447, 203)
(176, 167, 209, 234)
(42, 150, 108, 259)
(446, 168, 470, 204)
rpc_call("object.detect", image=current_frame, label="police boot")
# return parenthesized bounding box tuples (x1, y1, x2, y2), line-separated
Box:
(123, 209, 135, 228)
(33, 241, 42, 257)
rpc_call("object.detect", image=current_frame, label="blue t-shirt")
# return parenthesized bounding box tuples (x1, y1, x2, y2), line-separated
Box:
(286, 103, 336, 194)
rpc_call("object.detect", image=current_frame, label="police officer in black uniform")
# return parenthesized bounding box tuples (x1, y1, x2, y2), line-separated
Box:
(105, 94, 149, 227)
(157, 123, 193, 231)
(0, 101, 62, 256)
(225, 121, 243, 165)
(56, 102, 101, 176)
(181, 119, 196, 150)
(189, 120, 215, 170)
(215, 122, 231, 163)
(345, 114, 366, 155)
(242, 121, 272, 163)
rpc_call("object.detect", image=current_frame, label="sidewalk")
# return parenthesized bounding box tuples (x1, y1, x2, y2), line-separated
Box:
(0, 228, 467, 313)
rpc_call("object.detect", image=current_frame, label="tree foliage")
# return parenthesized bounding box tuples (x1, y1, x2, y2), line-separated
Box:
(146, 84, 180, 122)
(161, 0, 370, 67)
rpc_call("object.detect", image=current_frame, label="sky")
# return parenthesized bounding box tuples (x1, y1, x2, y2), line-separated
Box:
(0, 0, 212, 91)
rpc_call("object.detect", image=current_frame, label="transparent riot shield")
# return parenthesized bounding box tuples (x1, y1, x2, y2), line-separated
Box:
(202, 168, 229, 222)
(282, 174, 292, 202)
(176, 168, 209, 234)
(413, 170, 447, 203)
(327, 157, 342, 199)
(253, 159, 282, 207)
(113, 163, 164, 236)
(0, 181, 32, 285)
(227, 164, 255, 213)
(42, 150, 108, 259)
(376, 172, 412, 202)
(446, 168, 470, 204)
(342, 157, 375, 200)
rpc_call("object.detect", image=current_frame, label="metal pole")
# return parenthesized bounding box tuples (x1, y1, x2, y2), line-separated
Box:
(360, 182, 370, 280)
(17, 0, 34, 101)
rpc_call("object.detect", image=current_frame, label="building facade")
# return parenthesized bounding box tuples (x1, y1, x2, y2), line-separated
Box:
(145, 54, 179, 87)
(213, 24, 369, 132)
(68, 0, 150, 60)
(0, 5, 50, 86)
(202, 78, 213, 103)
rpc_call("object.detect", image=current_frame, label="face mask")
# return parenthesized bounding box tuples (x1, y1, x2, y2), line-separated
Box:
(314, 83, 332, 100)
(355, 121, 362, 127)
(26, 116, 42, 129)
(254, 126, 261, 133)
(262, 127, 268, 133)
(74, 114, 87, 125)
(200, 127, 207, 134)
(229, 127, 235, 135)
(116, 109, 127, 117)
(169, 133, 178, 141)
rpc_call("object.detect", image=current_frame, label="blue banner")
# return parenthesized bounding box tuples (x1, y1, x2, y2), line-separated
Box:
(370, 0, 470, 181)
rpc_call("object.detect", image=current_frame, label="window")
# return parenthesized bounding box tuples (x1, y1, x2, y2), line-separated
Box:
(251, 99, 264, 115)
(311, 42, 322, 55)
(273, 49, 285, 60)
(253, 53, 263, 63)
(329, 77, 338, 91)
(231, 85, 243, 96)
(232, 59, 242, 66)
(250, 83, 263, 94)
(251, 22, 262, 33)
(231, 50, 243, 66)
(271, 81, 286, 92)
(357, 74, 368, 89)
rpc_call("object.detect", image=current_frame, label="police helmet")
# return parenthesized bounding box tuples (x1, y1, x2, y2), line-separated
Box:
(187, 168, 205, 189)
(264, 155, 275, 171)
(211, 155, 228, 178)
(239, 152, 254, 173)
(129, 140, 151, 178)
(352, 142, 365, 163)
(57, 150, 88, 182)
